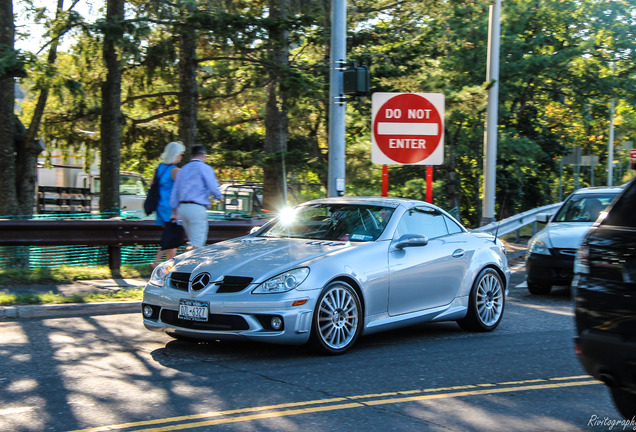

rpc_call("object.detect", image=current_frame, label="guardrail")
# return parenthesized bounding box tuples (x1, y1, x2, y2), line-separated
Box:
(472, 203, 562, 240)
(0, 202, 563, 271)
(0, 219, 266, 270)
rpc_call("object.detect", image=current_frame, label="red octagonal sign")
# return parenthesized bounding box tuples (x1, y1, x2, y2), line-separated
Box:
(371, 93, 444, 165)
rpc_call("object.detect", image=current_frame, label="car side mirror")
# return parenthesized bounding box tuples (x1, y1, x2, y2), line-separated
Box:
(394, 234, 429, 249)
(536, 213, 552, 224)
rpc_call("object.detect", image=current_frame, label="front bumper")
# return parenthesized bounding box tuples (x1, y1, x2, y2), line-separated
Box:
(526, 251, 574, 286)
(141, 285, 317, 345)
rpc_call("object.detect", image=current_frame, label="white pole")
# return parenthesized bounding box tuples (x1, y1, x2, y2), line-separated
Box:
(481, 0, 501, 225)
(328, 0, 346, 197)
(608, 98, 615, 186)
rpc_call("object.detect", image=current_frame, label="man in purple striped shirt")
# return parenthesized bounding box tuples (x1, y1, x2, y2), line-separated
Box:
(170, 145, 222, 249)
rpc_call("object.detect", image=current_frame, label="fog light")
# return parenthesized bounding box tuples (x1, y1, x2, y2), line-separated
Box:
(270, 316, 283, 330)
(143, 305, 154, 318)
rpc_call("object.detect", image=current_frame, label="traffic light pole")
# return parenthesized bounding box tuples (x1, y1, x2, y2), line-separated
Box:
(481, 0, 501, 225)
(328, 0, 347, 197)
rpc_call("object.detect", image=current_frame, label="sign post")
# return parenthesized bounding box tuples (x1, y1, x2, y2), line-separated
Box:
(381, 165, 388, 197)
(630, 149, 636, 170)
(426, 166, 433, 203)
(372, 93, 444, 201)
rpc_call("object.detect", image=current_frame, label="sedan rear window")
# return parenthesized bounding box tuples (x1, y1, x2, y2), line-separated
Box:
(259, 204, 394, 241)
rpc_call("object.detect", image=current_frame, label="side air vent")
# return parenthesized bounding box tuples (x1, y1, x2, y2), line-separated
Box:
(215, 276, 254, 293)
(169, 272, 190, 291)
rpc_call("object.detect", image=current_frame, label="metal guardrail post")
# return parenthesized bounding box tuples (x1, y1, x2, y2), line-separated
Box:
(108, 246, 121, 271)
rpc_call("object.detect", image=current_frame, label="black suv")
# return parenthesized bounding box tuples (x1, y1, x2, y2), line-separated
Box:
(573, 178, 636, 419)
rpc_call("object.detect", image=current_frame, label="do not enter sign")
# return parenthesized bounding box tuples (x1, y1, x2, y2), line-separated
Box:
(371, 93, 445, 165)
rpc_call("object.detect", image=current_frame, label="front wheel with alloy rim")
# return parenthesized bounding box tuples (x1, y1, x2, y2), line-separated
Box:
(309, 281, 363, 355)
(457, 268, 505, 332)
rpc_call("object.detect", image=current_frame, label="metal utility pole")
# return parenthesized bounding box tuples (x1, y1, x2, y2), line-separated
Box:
(481, 0, 501, 226)
(327, 0, 346, 197)
(608, 98, 615, 186)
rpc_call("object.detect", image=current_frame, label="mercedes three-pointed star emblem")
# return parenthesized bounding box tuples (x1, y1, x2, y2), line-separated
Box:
(190, 272, 211, 291)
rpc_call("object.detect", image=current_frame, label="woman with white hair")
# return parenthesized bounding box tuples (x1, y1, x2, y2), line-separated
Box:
(152, 141, 185, 269)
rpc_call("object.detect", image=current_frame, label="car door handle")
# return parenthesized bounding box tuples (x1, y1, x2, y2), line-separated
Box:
(452, 249, 465, 258)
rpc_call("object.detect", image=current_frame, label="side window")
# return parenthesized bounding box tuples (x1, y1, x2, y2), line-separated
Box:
(395, 207, 449, 239)
(444, 215, 463, 234)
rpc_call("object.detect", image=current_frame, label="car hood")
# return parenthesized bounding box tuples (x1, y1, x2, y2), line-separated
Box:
(544, 222, 594, 249)
(172, 237, 354, 282)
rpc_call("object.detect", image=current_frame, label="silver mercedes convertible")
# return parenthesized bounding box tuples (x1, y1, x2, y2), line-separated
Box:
(142, 197, 510, 354)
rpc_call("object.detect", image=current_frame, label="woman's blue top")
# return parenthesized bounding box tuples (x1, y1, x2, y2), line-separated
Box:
(156, 163, 177, 225)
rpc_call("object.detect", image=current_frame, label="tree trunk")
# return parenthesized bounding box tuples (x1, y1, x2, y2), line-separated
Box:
(262, 0, 290, 211)
(178, 1, 198, 162)
(100, 0, 125, 215)
(20, 0, 65, 217)
(0, 0, 18, 217)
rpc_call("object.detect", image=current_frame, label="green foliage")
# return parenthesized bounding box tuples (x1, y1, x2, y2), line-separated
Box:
(0, 46, 30, 79)
(12, 0, 636, 228)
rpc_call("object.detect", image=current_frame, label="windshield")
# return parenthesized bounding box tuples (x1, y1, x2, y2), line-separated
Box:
(553, 193, 617, 223)
(259, 204, 395, 242)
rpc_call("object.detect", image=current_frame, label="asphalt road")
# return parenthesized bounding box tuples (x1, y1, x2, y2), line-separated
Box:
(0, 261, 627, 432)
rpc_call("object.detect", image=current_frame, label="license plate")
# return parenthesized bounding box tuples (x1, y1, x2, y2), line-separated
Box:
(178, 299, 209, 322)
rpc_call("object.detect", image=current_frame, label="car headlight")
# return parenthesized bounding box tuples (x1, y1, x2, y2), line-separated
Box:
(528, 237, 550, 255)
(253, 268, 310, 294)
(149, 259, 174, 287)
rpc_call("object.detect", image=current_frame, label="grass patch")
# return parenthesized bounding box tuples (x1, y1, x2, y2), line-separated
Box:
(0, 265, 152, 287)
(0, 265, 149, 306)
(0, 288, 144, 306)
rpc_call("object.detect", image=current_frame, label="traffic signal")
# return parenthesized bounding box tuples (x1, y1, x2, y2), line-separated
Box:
(343, 64, 370, 96)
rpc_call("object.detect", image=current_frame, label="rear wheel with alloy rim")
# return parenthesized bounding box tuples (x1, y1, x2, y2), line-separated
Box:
(458, 268, 505, 332)
(309, 281, 362, 355)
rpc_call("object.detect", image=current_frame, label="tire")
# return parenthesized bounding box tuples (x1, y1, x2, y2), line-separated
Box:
(611, 387, 636, 419)
(527, 281, 552, 295)
(309, 281, 363, 355)
(458, 268, 505, 332)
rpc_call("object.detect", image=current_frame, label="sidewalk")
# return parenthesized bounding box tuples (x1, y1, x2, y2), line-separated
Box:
(0, 278, 147, 320)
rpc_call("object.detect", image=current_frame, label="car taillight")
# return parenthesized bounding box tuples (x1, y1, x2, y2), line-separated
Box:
(573, 245, 590, 275)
